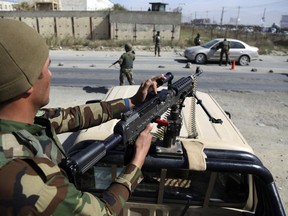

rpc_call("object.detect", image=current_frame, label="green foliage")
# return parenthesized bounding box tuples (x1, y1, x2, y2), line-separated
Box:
(13, 2, 34, 11)
(112, 4, 127, 11)
(46, 36, 89, 49)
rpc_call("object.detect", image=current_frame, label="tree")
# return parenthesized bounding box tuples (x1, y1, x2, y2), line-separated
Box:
(13, 1, 34, 11)
(112, 4, 127, 11)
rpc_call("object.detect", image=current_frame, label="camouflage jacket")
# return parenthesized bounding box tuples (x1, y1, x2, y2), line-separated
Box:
(0, 99, 143, 215)
(219, 40, 230, 52)
(119, 51, 135, 69)
(154, 35, 161, 45)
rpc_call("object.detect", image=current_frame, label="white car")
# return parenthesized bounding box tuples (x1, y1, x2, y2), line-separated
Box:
(184, 38, 259, 66)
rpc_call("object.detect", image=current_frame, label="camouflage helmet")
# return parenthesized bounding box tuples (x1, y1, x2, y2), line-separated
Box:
(0, 19, 49, 102)
(124, 43, 133, 52)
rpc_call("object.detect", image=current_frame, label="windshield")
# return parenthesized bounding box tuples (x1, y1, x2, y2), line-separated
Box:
(202, 39, 220, 48)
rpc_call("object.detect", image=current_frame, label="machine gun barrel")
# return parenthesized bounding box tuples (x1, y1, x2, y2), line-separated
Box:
(64, 134, 122, 176)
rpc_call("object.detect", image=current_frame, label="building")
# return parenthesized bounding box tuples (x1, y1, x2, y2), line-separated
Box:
(16, 0, 113, 11)
(191, 18, 210, 25)
(149, 2, 168, 12)
(280, 15, 288, 29)
(0, 0, 16, 11)
(61, 0, 113, 11)
(35, 0, 60, 11)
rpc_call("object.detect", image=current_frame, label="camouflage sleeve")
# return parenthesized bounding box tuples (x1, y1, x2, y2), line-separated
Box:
(0, 157, 143, 215)
(39, 99, 127, 134)
(102, 164, 143, 214)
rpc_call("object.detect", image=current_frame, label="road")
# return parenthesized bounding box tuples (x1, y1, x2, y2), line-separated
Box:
(49, 50, 288, 92)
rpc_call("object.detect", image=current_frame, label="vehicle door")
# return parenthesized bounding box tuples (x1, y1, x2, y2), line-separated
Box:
(207, 42, 220, 61)
(228, 41, 246, 62)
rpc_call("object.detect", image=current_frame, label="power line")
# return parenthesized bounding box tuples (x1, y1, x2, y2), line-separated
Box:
(194, 1, 287, 15)
(241, 0, 287, 9)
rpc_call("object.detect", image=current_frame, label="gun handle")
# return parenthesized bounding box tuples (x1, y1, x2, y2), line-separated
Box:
(157, 72, 174, 87)
(124, 145, 135, 165)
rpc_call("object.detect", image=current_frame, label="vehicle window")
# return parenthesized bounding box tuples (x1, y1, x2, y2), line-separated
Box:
(229, 41, 245, 49)
(88, 164, 250, 207)
(202, 39, 219, 48)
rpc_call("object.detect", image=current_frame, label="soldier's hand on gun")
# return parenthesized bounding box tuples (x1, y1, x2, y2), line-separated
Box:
(130, 123, 153, 169)
(130, 74, 165, 107)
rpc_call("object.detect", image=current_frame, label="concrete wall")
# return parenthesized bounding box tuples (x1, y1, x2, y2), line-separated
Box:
(109, 11, 181, 41)
(0, 11, 181, 41)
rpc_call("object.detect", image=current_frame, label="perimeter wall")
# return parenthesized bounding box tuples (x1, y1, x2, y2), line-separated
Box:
(0, 11, 181, 41)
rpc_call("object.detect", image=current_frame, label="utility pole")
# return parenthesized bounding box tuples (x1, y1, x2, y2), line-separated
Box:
(236, 6, 240, 28)
(220, 7, 224, 27)
(261, 8, 266, 26)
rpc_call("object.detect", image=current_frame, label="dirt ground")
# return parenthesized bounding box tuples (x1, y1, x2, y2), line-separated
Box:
(206, 90, 288, 212)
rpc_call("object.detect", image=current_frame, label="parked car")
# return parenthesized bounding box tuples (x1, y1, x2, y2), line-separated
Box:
(184, 38, 259, 66)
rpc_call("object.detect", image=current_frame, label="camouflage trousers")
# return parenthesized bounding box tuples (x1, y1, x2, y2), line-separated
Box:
(154, 44, 161, 56)
(120, 68, 135, 85)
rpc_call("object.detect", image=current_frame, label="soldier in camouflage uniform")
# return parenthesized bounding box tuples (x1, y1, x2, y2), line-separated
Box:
(218, 38, 231, 66)
(0, 19, 164, 215)
(118, 43, 135, 86)
(154, 31, 161, 57)
(194, 33, 201, 46)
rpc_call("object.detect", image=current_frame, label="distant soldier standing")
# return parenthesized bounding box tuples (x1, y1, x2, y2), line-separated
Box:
(154, 31, 161, 57)
(218, 38, 230, 66)
(194, 33, 201, 46)
(118, 43, 135, 85)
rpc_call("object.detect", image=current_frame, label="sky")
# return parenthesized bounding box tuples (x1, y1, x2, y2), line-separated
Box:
(7, 0, 288, 26)
(111, 0, 288, 26)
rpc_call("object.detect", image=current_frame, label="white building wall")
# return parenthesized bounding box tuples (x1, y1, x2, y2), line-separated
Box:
(0, 1, 16, 11)
(61, 0, 113, 11)
(87, 0, 113, 11)
(61, 0, 87, 10)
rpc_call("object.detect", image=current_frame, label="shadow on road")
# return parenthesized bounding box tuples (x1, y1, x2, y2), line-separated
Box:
(83, 86, 109, 94)
(174, 58, 188, 64)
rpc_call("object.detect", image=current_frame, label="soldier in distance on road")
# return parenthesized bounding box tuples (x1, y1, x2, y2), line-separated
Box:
(118, 43, 136, 85)
(154, 31, 161, 57)
(217, 38, 231, 66)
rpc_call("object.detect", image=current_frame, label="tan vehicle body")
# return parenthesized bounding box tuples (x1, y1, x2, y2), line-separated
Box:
(70, 85, 284, 216)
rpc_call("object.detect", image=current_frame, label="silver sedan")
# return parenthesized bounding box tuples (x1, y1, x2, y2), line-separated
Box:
(184, 38, 259, 66)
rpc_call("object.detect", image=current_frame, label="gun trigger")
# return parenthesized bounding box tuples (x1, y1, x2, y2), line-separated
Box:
(154, 118, 169, 127)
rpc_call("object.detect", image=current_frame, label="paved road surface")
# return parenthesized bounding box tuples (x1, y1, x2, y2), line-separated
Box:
(49, 50, 288, 92)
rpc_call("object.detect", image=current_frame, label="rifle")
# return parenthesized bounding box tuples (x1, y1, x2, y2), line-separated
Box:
(60, 68, 203, 187)
(109, 60, 119, 68)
